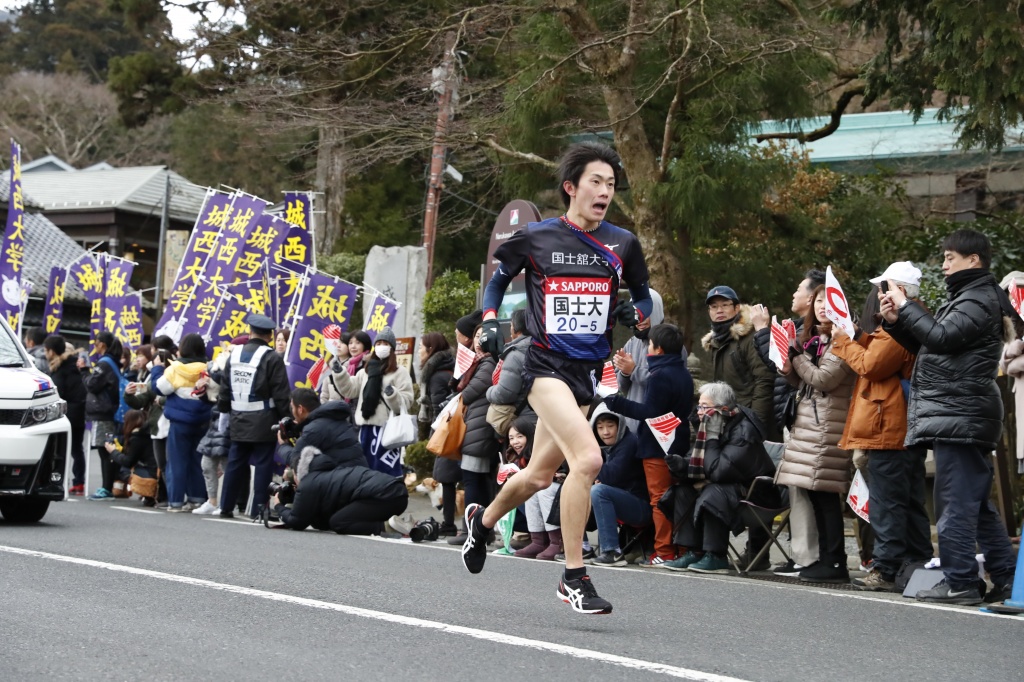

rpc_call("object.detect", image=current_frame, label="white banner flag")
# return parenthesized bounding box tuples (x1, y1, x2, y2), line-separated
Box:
(646, 412, 682, 454)
(824, 266, 856, 338)
(846, 469, 870, 522)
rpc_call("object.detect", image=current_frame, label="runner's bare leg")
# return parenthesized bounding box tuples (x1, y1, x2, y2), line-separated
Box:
(481, 377, 601, 570)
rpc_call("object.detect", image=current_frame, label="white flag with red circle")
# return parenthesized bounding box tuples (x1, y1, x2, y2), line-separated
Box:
(824, 266, 856, 338)
(453, 343, 475, 380)
(1009, 280, 1024, 320)
(646, 412, 683, 454)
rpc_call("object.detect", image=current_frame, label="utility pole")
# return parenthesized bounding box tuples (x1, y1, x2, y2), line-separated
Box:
(154, 171, 170, 311)
(422, 33, 458, 287)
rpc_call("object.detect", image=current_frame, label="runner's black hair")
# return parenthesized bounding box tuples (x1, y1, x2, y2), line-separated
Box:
(557, 141, 622, 208)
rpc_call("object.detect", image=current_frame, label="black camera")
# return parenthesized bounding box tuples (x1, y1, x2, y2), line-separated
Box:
(268, 480, 296, 506)
(271, 416, 302, 442)
(410, 518, 440, 543)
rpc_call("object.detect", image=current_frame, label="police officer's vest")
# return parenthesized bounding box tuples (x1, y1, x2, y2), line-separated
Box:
(230, 345, 274, 412)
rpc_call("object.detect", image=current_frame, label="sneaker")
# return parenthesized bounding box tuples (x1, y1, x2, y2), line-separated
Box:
(590, 551, 628, 567)
(388, 513, 416, 536)
(852, 569, 895, 592)
(88, 488, 113, 500)
(437, 522, 459, 538)
(218, 510, 235, 519)
(640, 555, 674, 568)
(664, 551, 703, 572)
(191, 501, 219, 515)
(68, 484, 85, 496)
(915, 579, 983, 605)
(737, 548, 772, 572)
(983, 581, 1014, 605)
(461, 503, 489, 574)
(798, 561, 850, 584)
(773, 559, 804, 577)
(141, 497, 156, 507)
(166, 505, 189, 513)
(554, 547, 597, 563)
(557, 574, 613, 615)
(688, 553, 731, 574)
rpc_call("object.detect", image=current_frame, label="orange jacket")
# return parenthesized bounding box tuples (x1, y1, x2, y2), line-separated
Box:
(831, 329, 915, 451)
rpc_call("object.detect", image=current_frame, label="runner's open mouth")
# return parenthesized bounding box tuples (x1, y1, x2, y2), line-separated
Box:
(592, 202, 608, 212)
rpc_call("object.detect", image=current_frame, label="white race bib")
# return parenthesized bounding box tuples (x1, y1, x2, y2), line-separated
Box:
(544, 277, 611, 335)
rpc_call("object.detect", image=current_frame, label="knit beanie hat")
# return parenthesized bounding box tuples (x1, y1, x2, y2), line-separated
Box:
(456, 310, 483, 339)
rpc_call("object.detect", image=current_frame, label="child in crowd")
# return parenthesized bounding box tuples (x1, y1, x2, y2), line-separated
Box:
(106, 409, 158, 507)
(588, 405, 648, 566)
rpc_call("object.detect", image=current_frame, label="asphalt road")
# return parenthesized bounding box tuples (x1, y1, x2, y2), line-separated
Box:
(0, 495, 1021, 682)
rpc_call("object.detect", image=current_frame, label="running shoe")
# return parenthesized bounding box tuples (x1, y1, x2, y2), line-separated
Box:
(557, 574, 613, 615)
(461, 503, 489, 574)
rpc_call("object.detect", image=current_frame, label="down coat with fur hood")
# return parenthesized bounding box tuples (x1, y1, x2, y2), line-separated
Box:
(701, 304, 777, 439)
(775, 337, 856, 494)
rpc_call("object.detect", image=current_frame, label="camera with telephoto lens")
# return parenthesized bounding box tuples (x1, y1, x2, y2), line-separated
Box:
(271, 416, 302, 442)
(267, 480, 296, 506)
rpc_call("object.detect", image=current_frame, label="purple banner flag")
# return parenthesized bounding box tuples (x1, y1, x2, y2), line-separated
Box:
(279, 191, 314, 267)
(103, 257, 136, 348)
(116, 292, 144, 351)
(203, 279, 272, 357)
(363, 293, 400, 342)
(154, 190, 234, 341)
(68, 253, 105, 357)
(285, 270, 358, 389)
(42, 266, 65, 335)
(1, 140, 25, 331)
(200, 193, 268, 290)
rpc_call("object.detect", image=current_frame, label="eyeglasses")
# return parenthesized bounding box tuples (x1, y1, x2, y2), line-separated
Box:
(696, 404, 715, 412)
(708, 303, 735, 312)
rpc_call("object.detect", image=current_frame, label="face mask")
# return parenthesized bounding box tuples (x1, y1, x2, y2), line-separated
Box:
(633, 326, 650, 341)
(375, 345, 392, 359)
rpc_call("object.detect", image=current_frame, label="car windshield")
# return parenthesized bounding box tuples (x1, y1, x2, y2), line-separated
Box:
(0, 326, 27, 367)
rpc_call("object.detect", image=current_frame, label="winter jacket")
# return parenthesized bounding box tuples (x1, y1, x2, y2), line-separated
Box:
(109, 426, 158, 479)
(82, 352, 121, 421)
(663, 406, 779, 541)
(197, 407, 231, 459)
(604, 353, 693, 458)
(27, 345, 49, 374)
(278, 454, 409, 531)
(831, 329, 915, 451)
(775, 337, 856, 494)
(701, 304, 776, 438)
(459, 355, 499, 474)
(753, 320, 804, 437)
(590, 403, 647, 501)
(153, 360, 213, 425)
(278, 401, 364, 472)
(485, 334, 532, 407)
(616, 290, 688, 434)
(326, 360, 414, 428)
(50, 349, 86, 425)
(418, 350, 455, 424)
(884, 272, 1013, 449)
(124, 365, 164, 435)
(216, 339, 292, 442)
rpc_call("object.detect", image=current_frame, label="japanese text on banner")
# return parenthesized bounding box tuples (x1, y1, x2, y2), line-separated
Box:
(1, 140, 25, 331)
(43, 266, 65, 335)
(363, 293, 399, 342)
(285, 271, 358, 389)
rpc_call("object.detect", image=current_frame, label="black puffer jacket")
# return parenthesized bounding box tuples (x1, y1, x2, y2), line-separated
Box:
(82, 353, 120, 421)
(51, 351, 86, 424)
(279, 401, 364, 471)
(109, 426, 158, 479)
(753, 319, 804, 440)
(278, 454, 409, 531)
(458, 355, 498, 474)
(884, 272, 1011, 449)
(419, 350, 455, 424)
(197, 407, 231, 459)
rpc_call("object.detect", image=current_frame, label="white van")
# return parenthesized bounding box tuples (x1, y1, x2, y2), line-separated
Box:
(0, 317, 70, 523)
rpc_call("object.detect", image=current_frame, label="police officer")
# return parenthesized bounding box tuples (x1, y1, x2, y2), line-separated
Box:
(216, 313, 292, 518)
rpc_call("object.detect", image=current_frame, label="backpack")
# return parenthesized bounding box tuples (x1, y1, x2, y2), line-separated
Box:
(99, 356, 131, 425)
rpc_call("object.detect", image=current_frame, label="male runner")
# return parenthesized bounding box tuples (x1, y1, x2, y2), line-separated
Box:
(462, 141, 653, 615)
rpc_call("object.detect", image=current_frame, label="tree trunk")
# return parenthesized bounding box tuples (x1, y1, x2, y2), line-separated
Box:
(315, 123, 345, 258)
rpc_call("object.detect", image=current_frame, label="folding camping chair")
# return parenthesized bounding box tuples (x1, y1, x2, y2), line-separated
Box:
(618, 520, 653, 564)
(728, 441, 792, 574)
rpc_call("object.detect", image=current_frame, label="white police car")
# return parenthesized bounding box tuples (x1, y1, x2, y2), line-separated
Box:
(0, 317, 70, 523)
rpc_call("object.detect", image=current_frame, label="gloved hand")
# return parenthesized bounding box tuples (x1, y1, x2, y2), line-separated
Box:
(384, 385, 395, 396)
(479, 319, 503, 360)
(218, 413, 229, 433)
(611, 299, 637, 327)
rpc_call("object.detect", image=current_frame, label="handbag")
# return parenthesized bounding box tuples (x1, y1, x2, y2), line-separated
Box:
(427, 394, 466, 460)
(129, 469, 159, 499)
(381, 398, 418, 451)
(485, 403, 517, 437)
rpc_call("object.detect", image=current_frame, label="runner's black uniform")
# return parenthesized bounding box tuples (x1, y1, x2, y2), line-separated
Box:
(482, 216, 653, 403)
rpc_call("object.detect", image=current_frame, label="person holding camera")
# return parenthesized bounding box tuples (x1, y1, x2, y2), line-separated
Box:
(80, 331, 125, 500)
(272, 444, 409, 534)
(216, 314, 292, 518)
(276, 389, 365, 472)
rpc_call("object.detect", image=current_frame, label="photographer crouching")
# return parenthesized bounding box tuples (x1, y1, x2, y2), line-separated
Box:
(271, 389, 409, 533)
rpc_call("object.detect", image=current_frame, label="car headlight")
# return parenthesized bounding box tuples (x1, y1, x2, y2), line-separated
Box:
(22, 399, 66, 428)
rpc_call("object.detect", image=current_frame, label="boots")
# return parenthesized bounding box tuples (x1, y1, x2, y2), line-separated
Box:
(535, 529, 563, 561)
(514, 532, 549, 558)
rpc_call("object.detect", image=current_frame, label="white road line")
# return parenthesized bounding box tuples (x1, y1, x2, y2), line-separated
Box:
(111, 507, 162, 515)
(202, 518, 263, 527)
(0, 544, 748, 682)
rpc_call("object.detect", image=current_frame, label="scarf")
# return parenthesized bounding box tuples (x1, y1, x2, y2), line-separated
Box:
(946, 268, 1018, 320)
(688, 406, 739, 481)
(456, 350, 487, 393)
(347, 352, 366, 377)
(710, 315, 737, 347)
(361, 357, 384, 420)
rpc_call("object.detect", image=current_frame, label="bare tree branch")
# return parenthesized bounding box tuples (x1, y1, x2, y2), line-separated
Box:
(754, 83, 865, 143)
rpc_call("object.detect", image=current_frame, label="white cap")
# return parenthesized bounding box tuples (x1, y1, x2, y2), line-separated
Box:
(869, 261, 922, 286)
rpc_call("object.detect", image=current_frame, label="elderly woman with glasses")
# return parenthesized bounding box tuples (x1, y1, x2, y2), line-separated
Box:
(660, 382, 778, 573)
